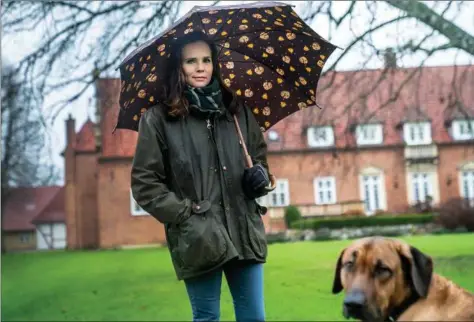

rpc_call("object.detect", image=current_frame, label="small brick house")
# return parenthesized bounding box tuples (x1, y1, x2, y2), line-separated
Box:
(65, 64, 474, 250)
(3, 186, 67, 252)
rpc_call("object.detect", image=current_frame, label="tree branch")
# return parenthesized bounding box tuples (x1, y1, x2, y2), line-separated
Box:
(385, 0, 474, 56)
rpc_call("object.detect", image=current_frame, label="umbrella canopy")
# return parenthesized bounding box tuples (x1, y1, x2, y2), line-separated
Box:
(115, 1, 338, 132)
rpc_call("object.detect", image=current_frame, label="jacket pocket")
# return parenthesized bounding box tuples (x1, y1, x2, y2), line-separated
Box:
(170, 207, 228, 272)
(245, 201, 268, 260)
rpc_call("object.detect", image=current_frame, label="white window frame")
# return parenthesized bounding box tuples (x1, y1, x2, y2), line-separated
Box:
(257, 179, 290, 207)
(359, 167, 387, 215)
(459, 163, 474, 204)
(355, 124, 383, 145)
(409, 172, 434, 203)
(403, 122, 432, 145)
(314, 176, 337, 205)
(130, 190, 149, 216)
(307, 126, 334, 147)
(452, 120, 474, 141)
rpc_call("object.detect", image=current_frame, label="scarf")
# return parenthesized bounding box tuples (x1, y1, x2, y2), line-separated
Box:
(184, 77, 223, 113)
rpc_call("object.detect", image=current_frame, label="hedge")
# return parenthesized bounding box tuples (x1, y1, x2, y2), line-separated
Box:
(289, 213, 435, 230)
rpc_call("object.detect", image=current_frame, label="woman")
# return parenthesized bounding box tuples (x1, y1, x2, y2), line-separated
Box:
(131, 30, 274, 322)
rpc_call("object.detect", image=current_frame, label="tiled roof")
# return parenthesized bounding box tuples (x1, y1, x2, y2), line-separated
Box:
(75, 65, 474, 156)
(3, 186, 63, 231)
(75, 120, 96, 152)
(31, 187, 65, 224)
(265, 65, 474, 151)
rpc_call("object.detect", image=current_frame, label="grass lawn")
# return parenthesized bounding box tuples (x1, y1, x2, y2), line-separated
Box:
(2, 233, 474, 321)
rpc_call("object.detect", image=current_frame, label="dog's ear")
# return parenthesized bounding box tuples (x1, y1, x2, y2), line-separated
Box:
(398, 243, 433, 298)
(332, 249, 345, 294)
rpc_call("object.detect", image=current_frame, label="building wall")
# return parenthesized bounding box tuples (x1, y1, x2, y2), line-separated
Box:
(4, 231, 36, 252)
(97, 160, 166, 248)
(267, 147, 409, 214)
(438, 144, 474, 204)
(66, 153, 99, 249)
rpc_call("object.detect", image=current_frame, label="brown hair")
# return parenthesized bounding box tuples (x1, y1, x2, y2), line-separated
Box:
(160, 30, 239, 117)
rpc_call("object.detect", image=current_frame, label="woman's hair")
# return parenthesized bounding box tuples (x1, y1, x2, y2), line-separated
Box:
(160, 30, 238, 117)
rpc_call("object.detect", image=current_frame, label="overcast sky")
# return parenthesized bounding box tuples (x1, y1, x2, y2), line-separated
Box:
(2, 0, 473, 184)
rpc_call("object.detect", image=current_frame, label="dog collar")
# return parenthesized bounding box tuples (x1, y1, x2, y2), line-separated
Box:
(386, 292, 420, 321)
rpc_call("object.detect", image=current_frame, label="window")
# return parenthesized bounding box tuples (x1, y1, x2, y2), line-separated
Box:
(403, 122, 432, 145)
(257, 179, 290, 207)
(355, 124, 383, 145)
(130, 190, 149, 216)
(452, 120, 474, 141)
(314, 177, 336, 204)
(460, 170, 474, 201)
(359, 168, 387, 215)
(307, 126, 334, 147)
(267, 130, 280, 141)
(410, 173, 434, 203)
(19, 233, 30, 243)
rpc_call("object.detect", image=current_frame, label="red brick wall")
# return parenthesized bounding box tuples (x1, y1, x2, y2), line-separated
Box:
(66, 152, 99, 249)
(97, 161, 166, 248)
(75, 154, 99, 248)
(267, 148, 409, 213)
(438, 145, 474, 204)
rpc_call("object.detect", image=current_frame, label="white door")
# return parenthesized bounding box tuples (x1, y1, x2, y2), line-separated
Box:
(411, 173, 433, 202)
(361, 175, 383, 215)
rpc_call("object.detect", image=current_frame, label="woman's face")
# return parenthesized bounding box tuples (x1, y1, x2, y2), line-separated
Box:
(181, 41, 213, 88)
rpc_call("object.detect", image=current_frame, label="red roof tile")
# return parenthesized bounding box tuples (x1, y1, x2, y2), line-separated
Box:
(264, 65, 474, 150)
(95, 65, 473, 156)
(3, 186, 63, 232)
(31, 187, 65, 224)
(75, 120, 96, 152)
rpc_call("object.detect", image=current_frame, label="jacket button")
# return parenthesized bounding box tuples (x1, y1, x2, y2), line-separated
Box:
(222, 166, 227, 171)
(195, 205, 200, 210)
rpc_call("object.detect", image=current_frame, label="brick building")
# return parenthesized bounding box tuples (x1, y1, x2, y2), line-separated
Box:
(65, 64, 474, 249)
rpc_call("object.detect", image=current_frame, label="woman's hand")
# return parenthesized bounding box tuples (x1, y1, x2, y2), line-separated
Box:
(241, 163, 270, 199)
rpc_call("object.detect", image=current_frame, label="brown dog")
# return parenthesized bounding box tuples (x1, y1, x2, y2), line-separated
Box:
(332, 236, 474, 321)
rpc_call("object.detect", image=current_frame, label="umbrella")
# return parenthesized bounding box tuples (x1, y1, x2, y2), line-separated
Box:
(115, 1, 339, 169)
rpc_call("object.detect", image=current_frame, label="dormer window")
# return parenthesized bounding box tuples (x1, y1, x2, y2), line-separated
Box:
(403, 122, 431, 145)
(451, 119, 474, 140)
(355, 124, 383, 145)
(307, 126, 334, 147)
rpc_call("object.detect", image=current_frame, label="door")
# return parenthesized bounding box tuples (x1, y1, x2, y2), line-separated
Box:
(361, 175, 383, 215)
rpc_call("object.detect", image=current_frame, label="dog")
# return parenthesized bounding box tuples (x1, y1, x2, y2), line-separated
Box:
(331, 236, 474, 321)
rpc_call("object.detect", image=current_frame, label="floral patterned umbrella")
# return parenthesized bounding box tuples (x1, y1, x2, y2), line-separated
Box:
(115, 1, 339, 133)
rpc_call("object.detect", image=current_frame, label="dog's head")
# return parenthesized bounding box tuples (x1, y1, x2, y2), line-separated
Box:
(331, 237, 433, 321)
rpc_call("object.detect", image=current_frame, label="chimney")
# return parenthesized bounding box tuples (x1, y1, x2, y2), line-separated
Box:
(66, 113, 76, 148)
(92, 67, 102, 151)
(384, 47, 397, 69)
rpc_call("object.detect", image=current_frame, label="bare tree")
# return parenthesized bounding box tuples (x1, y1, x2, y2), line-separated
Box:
(1, 0, 186, 123)
(274, 0, 474, 173)
(1, 62, 60, 253)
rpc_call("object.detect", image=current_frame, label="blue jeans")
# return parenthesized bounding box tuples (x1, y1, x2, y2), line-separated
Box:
(184, 260, 265, 322)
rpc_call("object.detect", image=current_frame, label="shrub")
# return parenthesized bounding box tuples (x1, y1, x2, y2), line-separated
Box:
(341, 209, 365, 217)
(436, 198, 474, 232)
(289, 213, 434, 230)
(284, 205, 302, 228)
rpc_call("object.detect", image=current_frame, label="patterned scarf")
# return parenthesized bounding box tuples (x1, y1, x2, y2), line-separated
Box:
(184, 77, 223, 113)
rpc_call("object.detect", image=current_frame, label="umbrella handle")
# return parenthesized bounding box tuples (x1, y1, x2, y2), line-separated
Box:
(233, 114, 276, 192)
(233, 114, 253, 168)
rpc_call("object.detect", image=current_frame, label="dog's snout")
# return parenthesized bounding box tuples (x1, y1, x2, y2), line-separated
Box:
(343, 289, 367, 319)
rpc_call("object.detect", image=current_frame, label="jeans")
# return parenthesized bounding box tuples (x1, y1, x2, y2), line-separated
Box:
(184, 260, 265, 322)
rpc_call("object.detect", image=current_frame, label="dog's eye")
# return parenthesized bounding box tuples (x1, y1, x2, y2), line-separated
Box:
(374, 266, 392, 277)
(343, 261, 354, 271)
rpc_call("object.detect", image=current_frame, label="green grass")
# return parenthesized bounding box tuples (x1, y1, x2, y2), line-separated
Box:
(2, 233, 474, 321)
